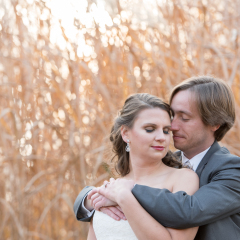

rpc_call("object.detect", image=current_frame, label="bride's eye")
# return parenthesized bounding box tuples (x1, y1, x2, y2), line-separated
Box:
(163, 128, 170, 134)
(145, 128, 154, 133)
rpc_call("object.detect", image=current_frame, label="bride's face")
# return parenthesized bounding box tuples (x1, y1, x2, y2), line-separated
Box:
(123, 108, 171, 163)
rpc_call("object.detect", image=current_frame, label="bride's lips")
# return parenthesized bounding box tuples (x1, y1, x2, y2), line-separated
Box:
(151, 146, 165, 151)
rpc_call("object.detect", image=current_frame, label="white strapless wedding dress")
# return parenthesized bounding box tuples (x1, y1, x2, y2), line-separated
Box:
(93, 210, 138, 240)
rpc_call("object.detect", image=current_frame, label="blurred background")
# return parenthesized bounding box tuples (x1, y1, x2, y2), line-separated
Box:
(0, 0, 240, 239)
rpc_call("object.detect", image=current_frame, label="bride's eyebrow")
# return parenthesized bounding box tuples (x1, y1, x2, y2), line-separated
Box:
(142, 123, 157, 127)
(142, 123, 171, 128)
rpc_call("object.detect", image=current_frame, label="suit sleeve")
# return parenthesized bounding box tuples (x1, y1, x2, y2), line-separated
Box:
(132, 167, 240, 228)
(73, 186, 95, 222)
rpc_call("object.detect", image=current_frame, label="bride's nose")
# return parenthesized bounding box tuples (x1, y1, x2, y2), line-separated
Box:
(155, 130, 166, 141)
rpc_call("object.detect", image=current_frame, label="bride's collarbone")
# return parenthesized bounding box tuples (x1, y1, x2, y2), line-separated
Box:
(135, 171, 176, 191)
(122, 167, 177, 190)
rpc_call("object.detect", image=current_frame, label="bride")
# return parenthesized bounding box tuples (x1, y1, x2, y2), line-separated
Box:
(87, 93, 199, 240)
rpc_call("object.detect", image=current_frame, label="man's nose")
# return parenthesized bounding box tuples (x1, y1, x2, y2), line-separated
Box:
(171, 117, 179, 131)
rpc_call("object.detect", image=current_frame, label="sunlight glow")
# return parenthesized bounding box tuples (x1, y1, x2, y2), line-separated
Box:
(49, 0, 113, 53)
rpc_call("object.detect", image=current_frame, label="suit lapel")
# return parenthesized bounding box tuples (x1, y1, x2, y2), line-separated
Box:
(195, 141, 221, 178)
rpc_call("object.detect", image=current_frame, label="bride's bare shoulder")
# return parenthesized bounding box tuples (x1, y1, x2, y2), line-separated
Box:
(177, 167, 198, 177)
(171, 168, 199, 194)
(168, 166, 198, 178)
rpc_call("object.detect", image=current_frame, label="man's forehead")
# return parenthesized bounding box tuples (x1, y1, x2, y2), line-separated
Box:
(171, 109, 193, 116)
(171, 89, 195, 101)
(170, 90, 198, 115)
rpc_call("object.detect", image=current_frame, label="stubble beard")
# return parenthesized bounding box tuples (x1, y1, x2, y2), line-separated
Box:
(174, 136, 206, 157)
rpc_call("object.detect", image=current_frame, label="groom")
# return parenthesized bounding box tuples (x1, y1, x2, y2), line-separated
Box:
(74, 76, 240, 240)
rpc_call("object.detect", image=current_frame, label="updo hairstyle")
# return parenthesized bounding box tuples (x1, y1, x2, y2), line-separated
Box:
(110, 93, 182, 177)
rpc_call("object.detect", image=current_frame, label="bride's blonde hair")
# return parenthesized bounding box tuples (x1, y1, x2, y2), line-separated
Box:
(110, 93, 182, 177)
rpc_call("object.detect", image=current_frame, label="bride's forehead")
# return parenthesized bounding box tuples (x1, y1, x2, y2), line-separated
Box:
(134, 108, 171, 123)
(137, 108, 169, 117)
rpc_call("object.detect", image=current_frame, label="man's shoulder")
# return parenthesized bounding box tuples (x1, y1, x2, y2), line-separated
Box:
(208, 144, 240, 169)
(214, 144, 240, 160)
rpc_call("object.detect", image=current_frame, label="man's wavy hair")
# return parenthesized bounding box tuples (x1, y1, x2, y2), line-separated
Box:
(170, 76, 236, 141)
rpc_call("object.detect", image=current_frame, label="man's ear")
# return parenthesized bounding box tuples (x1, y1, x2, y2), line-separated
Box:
(121, 125, 129, 143)
(211, 125, 220, 132)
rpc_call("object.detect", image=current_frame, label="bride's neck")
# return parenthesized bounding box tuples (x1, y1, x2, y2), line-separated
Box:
(125, 157, 166, 183)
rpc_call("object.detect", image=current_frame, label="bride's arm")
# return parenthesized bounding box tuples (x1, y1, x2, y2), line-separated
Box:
(117, 169, 199, 240)
(87, 220, 97, 240)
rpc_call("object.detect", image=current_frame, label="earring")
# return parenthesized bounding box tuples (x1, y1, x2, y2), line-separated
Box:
(125, 140, 130, 152)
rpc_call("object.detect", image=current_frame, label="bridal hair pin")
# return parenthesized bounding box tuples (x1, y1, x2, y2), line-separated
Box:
(125, 140, 130, 152)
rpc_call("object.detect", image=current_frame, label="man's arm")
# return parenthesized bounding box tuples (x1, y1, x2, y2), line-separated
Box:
(132, 168, 240, 228)
(73, 186, 94, 222)
(96, 171, 199, 240)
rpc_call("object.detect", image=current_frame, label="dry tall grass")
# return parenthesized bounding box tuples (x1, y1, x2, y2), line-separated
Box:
(0, 0, 239, 239)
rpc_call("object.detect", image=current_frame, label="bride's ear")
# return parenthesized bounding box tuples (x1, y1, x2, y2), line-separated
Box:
(121, 125, 129, 143)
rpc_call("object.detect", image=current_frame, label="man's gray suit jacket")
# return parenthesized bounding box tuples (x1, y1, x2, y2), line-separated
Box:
(73, 141, 240, 240)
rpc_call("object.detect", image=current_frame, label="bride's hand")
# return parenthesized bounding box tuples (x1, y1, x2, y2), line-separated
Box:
(98, 178, 135, 203)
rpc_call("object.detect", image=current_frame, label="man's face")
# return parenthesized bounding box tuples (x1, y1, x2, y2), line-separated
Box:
(170, 90, 215, 159)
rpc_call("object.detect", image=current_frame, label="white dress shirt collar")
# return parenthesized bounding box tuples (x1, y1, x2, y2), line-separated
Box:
(181, 147, 211, 172)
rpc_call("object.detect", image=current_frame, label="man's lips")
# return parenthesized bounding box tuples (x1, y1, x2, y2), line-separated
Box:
(173, 135, 185, 140)
(151, 146, 165, 151)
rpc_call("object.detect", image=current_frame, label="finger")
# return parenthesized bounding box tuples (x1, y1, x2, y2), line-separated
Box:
(116, 206, 127, 220)
(102, 180, 109, 188)
(98, 187, 106, 196)
(90, 193, 99, 207)
(90, 193, 99, 204)
(91, 193, 104, 208)
(94, 200, 106, 210)
(87, 188, 98, 199)
(110, 178, 115, 183)
(91, 192, 99, 199)
(92, 195, 103, 207)
(108, 206, 126, 220)
(116, 205, 123, 212)
(100, 208, 120, 221)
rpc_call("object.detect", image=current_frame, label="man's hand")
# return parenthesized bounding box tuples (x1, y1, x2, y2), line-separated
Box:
(87, 183, 127, 221)
(100, 206, 126, 221)
(98, 178, 135, 203)
(88, 187, 117, 209)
